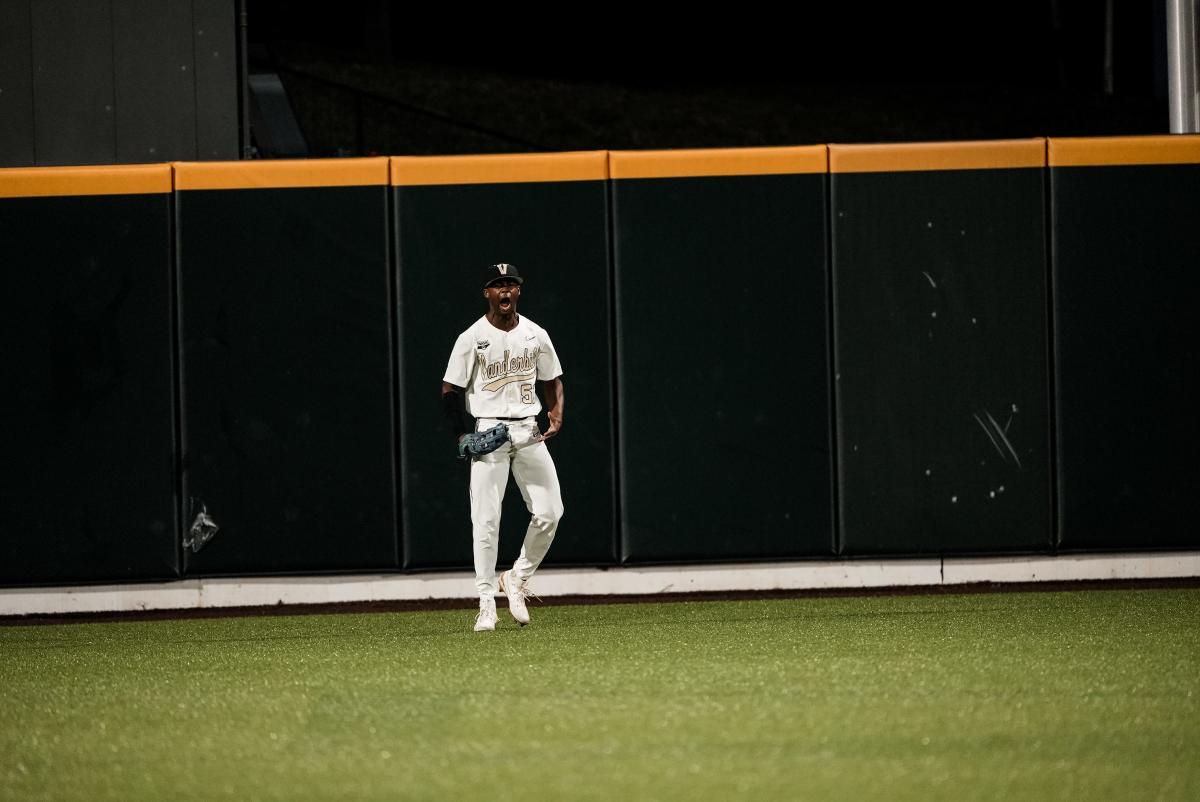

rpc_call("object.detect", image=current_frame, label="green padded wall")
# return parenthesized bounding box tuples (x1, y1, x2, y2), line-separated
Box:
(830, 142, 1052, 555)
(175, 160, 398, 575)
(1050, 136, 1200, 550)
(611, 148, 834, 563)
(0, 166, 178, 584)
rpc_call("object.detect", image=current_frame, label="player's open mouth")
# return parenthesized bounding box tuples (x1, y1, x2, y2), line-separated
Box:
(499, 296, 512, 309)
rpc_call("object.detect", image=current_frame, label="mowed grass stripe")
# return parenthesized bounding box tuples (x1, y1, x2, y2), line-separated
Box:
(1, 589, 1196, 802)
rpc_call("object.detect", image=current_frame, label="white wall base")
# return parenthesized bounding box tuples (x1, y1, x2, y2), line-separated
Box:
(2, 551, 1198, 617)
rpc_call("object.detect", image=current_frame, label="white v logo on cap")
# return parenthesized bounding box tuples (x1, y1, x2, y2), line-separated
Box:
(497, 264, 509, 275)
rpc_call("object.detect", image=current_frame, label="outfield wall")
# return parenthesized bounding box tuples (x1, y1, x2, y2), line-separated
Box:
(1047, 138, 1200, 551)
(830, 140, 1053, 556)
(174, 159, 399, 575)
(1, 136, 1198, 588)
(0, 165, 178, 585)
(610, 147, 834, 562)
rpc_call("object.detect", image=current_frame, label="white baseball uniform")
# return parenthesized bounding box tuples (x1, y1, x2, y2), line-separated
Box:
(443, 314, 564, 597)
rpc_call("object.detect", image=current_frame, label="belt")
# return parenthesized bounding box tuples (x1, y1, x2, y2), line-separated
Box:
(486, 416, 533, 421)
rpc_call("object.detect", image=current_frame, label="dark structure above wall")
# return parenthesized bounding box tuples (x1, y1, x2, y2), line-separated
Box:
(0, 0, 240, 167)
(249, 0, 1169, 157)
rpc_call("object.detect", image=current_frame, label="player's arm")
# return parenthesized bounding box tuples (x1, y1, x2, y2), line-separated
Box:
(536, 377, 564, 441)
(441, 382, 471, 442)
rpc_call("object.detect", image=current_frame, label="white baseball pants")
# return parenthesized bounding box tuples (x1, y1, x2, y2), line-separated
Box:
(470, 417, 564, 597)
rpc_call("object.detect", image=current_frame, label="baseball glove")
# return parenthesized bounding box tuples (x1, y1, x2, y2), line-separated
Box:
(458, 422, 509, 460)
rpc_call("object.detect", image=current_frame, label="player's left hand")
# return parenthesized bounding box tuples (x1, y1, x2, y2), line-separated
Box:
(537, 412, 562, 441)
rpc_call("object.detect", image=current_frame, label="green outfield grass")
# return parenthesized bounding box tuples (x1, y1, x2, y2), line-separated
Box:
(1, 588, 1197, 801)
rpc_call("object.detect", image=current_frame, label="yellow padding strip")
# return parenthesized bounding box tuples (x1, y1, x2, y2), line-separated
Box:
(391, 151, 607, 186)
(0, 163, 171, 198)
(830, 139, 1045, 173)
(609, 146, 827, 179)
(1049, 135, 1200, 167)
(174, 158, 389, 190)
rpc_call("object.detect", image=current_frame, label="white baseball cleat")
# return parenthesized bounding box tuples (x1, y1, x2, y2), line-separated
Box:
(499, 570, 531, 626)
(474, 596, 497, 632)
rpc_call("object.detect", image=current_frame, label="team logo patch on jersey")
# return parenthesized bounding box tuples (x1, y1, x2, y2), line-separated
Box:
(476, 339, 490, 350)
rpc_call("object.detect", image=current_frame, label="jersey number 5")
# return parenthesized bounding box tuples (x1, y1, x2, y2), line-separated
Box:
(520, 383, 534, 405)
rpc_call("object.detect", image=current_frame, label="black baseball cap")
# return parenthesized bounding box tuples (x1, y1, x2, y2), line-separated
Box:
(484, 263, 523, 287)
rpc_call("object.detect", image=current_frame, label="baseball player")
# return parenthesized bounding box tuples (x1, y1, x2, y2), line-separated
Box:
(441, 263, 565, 632)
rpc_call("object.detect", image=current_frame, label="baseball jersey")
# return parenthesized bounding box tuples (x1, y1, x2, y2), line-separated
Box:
(443, 315, 563, 419)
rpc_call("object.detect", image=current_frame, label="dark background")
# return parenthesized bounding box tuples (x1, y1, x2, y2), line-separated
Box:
(2, 2, 1196, 587)
(245, 0, 1170, 157)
